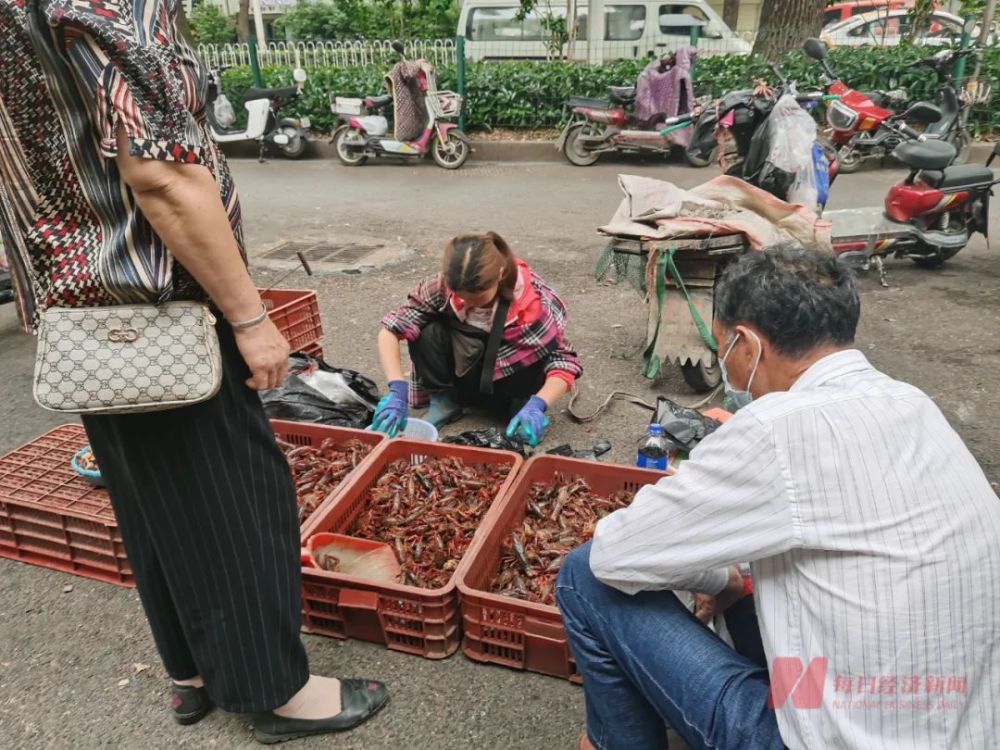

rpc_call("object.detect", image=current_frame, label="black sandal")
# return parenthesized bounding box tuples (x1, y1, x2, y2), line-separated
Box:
(252, 679, 389, 745)
(170, 683, 213, 726)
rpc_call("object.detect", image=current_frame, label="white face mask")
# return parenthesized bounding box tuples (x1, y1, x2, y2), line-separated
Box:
(719, 330, 762, 409)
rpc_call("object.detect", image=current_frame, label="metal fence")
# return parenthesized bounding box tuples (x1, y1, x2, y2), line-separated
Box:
(196, 39, 458, 69)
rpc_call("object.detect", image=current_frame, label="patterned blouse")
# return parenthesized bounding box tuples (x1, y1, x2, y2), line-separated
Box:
(0, 0, 242, 333)
(382, 260, 583, 406)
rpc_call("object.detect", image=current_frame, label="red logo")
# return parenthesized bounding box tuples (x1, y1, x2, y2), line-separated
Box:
(768, 657, 829, 709)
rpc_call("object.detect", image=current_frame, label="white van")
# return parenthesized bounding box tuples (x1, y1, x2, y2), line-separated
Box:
(459, 0, 751, 60)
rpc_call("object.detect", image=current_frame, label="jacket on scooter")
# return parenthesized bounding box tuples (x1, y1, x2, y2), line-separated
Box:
(634, 47, 697, 145)
(385, 60, 432, 141)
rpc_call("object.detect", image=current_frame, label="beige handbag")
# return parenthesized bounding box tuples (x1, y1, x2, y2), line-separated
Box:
(33, 302, 223, 415)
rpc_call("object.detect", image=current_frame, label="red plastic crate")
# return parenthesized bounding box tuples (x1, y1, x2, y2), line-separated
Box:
(0, 422, 381, 588)
(261, 288, 323, 352)
(299, 440, 523, 659)
(457, 455, 667, 682)
(270, 419, 385, 529)
(0, 425, 133, 587)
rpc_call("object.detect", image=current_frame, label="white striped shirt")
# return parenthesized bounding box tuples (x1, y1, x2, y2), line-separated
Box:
(591, 350, 1000, 749)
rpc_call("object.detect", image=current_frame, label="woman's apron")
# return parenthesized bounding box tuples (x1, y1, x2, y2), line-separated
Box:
(449, 297, 510, 396)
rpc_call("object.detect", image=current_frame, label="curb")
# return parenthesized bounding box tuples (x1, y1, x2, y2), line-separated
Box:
(221, 138, 561, 162)
(222, 138, 996, 166)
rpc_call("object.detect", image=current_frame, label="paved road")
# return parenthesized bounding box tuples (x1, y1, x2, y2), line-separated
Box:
(1, 157, 998, 749)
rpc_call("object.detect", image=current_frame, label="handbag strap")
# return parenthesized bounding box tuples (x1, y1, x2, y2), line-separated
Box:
(479, 296, 511, 395)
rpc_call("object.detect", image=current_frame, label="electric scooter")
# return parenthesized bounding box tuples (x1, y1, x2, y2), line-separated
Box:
(558, 53, 711, 167)
(205, 66, 311, 162)
(330, 42, 469, 169)
(804, 38, 979, 172)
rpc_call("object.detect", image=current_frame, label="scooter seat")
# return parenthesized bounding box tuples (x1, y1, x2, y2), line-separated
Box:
(862, 89, 907, 108)
(365, 94, 393, 108)
(244, 86, 299, 103)
(919, 164, 994, 190)
(893, 139, 956, 171)
(608, 86, 636, 103)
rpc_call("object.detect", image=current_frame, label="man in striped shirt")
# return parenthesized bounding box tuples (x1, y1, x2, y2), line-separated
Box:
(557, 244, 1000, 750)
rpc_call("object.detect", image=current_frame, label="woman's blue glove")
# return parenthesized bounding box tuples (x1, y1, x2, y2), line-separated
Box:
(506, 395, 549, 447)
(372, 380, 409, 437)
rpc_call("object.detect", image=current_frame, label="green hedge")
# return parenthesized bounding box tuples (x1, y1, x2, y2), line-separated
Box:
(220, 44, 1000, 135)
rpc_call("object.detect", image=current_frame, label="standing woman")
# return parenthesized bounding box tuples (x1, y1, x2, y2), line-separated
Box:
(0, 0, 385, 743)
(374, 232, 582, 445)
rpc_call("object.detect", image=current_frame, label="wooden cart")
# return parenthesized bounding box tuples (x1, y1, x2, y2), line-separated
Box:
(602, 232, 750, 392)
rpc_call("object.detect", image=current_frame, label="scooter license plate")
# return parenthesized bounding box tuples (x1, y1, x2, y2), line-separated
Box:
(299, 116, 311, 129)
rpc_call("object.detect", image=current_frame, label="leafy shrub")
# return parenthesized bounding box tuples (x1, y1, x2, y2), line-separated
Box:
(189, 2, 236, 46)
(219, 43, 1000, 134)
(273, 0, 457, 42)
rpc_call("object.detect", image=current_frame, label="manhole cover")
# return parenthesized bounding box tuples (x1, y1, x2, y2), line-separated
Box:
(256, 235, 412, 274)
(263, 240, 384, 264)
(309, 242, 385, 263)
(265, 240, 314, 260)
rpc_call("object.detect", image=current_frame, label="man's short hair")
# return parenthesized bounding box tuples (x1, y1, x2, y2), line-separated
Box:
(715, 243, 860, 357)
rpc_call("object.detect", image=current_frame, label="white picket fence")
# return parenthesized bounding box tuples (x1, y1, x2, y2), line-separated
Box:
(197, 39, 457, 69)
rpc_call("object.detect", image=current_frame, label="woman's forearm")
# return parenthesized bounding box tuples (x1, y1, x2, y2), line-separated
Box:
(536, 376, 570, 408)
(378, 328, 406, 382)
(114, 128, 261, 323)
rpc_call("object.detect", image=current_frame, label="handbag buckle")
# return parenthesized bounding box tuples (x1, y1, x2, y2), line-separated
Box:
(108, 327, 140, 343)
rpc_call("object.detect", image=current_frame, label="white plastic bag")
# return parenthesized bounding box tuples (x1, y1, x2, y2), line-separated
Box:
(213, 94, 236, 128)
(768, 94, 819, 209)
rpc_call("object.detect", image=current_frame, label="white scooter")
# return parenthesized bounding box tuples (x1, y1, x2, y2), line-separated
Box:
(206, 67, 311, 161)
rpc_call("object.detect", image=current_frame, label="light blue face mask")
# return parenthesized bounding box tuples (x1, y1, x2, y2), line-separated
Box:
(719, 330, 762, 412)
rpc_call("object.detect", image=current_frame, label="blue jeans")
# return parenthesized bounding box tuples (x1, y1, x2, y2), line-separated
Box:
(556, 543, 783, 750)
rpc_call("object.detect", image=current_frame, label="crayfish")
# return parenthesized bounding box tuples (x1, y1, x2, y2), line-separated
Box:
(490, 475, 634, 606)
(349, 457, 509, 589)
(278, 438, 374, 524)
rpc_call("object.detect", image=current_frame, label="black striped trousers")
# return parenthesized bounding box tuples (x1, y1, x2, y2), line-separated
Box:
(83, 323, 310, 713)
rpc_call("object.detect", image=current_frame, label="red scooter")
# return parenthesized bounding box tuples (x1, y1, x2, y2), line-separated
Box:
(803, 39, 972, 173)
(824, 130, 996, 282)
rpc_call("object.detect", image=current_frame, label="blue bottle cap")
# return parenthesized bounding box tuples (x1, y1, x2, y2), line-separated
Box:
(648, 423, 664, 436)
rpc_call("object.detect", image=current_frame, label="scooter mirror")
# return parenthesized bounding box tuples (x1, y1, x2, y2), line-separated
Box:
(803, 38, 828, 61)
(293, 68, 307, 84)
(904, 101, 943, 124)
(391, 41, 405, 54)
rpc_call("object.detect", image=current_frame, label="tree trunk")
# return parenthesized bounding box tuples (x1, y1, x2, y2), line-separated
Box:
(752, 0, 825, 61)
(237, 0, 250, 42)
(175, 4, 195, 45)
(723, 0, 740, 32)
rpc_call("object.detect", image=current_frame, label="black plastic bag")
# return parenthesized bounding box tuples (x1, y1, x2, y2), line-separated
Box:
(443, 427, 527, 455)
(443, 428, 612, 462)
(652, 396, 721, 451)
(260, 354, 380, 429)
(546, 439, 612, 462)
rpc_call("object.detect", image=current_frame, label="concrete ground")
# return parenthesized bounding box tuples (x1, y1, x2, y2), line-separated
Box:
(1, 156, 999, 749)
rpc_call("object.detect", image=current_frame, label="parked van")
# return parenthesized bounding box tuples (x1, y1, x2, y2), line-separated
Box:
(459, 0, 751, 60)
(823, 0, 911, 28)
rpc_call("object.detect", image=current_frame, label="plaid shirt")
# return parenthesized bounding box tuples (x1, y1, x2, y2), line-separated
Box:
(382, 262, 582, 406)
(0, 0, 242, 332)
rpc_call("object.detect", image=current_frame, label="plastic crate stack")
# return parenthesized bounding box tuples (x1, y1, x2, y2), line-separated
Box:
(0, 422, 386, 588)
(260, 288, 325, 360)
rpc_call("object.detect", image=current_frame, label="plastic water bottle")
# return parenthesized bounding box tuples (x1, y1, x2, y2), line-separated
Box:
(636, 424, 672, 471)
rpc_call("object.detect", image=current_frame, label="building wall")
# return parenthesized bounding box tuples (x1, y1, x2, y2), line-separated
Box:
(706, 0, 761, 34)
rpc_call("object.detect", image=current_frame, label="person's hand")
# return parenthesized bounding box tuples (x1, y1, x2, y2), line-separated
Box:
(506, 395, 550, 447)
(233, 318, 291, 391)
(372, 380, 409, 437)
(695, 566, 746, 624)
